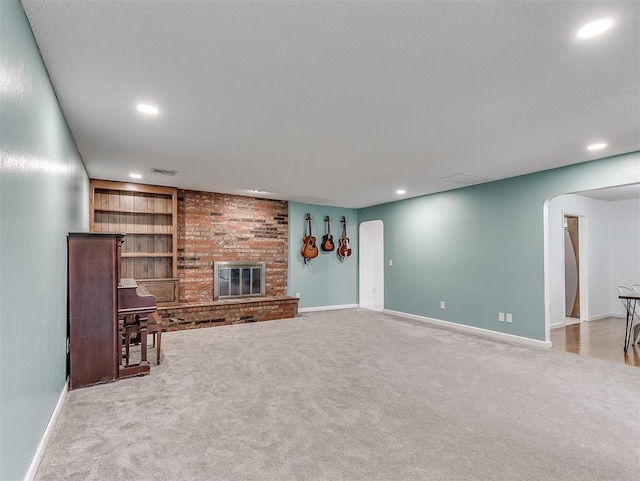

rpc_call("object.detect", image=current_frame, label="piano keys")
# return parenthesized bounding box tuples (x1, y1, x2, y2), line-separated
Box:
(118, 278, 157, 378)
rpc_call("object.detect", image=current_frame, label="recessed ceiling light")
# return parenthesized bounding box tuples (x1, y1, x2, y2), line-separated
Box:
(396, 189, 406, 195)
(587, 142, 607, 151)
(577, 18, 613, 39)
(136, 103, 159, 115)
(129, 173, 142, 179)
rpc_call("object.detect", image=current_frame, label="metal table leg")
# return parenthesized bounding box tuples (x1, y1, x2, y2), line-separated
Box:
(624, 298, 637, 353)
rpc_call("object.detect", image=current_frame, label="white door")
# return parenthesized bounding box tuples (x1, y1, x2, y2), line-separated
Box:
(359, 220, 384, 310)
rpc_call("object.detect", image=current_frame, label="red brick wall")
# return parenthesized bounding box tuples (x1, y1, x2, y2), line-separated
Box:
(177, 190, 288, 303)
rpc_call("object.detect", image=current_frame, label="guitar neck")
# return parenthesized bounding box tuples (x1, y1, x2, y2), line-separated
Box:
(306, 214, 313, 237)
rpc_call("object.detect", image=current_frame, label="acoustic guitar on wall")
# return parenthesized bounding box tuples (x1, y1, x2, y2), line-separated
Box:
(321, 216, 335, 252)
(338, 216, 352, 261)
(301, 213, 319, 263)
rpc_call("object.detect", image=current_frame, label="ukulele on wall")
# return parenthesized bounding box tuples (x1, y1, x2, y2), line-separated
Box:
(321, 216, 335, 252)
(301, 213, 319, 264)
(337, 216, 352, 262)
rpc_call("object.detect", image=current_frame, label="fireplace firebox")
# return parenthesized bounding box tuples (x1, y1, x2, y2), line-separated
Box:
(213, 262, 266, 300)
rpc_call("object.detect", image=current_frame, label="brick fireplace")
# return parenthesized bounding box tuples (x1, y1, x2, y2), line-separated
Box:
(157, 189, 298, 330)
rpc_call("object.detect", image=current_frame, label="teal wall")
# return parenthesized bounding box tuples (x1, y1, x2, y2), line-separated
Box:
(288, 203, 358, 309)
(359, 152, 640, 341)
(0, 2, 89, 479)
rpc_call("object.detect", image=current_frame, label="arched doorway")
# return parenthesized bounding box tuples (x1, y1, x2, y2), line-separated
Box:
(359, 220, 384, 310)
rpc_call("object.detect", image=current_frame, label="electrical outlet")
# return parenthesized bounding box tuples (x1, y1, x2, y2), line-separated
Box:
(295, 292, 300, 298)
(389, 259, 393, 267)
(440, 301, 445, 309)
(506, 313, 513, 323)
(498, 312, 505, 322)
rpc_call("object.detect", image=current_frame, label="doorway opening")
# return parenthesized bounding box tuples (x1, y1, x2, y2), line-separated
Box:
(564, 215, 580, 324)
(359, 220, 384, 311)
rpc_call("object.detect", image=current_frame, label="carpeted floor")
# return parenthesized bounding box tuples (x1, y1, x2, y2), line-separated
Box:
(35, 309, 640, 480)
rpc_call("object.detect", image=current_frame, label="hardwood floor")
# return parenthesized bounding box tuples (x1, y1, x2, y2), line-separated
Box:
(550, 317, 640, 367)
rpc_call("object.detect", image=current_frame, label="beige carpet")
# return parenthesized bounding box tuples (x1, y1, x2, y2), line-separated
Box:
(35, 309, 640, 480)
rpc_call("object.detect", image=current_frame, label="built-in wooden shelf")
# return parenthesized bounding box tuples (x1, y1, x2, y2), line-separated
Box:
(90, 179, 178, 306)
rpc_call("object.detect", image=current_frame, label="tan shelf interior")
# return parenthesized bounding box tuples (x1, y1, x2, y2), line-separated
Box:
(90, 180, 178, 305)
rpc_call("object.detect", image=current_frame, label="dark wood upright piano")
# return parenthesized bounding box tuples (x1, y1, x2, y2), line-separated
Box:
(68, 233, 159, 389)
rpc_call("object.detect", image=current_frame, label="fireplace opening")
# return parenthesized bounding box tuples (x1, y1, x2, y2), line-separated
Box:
(213, 262, 266, 300)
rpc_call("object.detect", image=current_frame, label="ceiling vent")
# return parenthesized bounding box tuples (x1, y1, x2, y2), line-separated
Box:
(151, 168, 178, 176)
(438, 173, 490, 185)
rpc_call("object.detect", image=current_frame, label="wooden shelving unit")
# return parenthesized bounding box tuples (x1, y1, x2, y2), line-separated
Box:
(90, 179, 178, 305)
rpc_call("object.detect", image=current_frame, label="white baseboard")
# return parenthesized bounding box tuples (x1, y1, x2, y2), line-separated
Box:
(384, 309, 552, 348)
(589, 312, 624, 321)
(299, 304, 358, 313)
(358, 304, 384, 311)
(551, 313, 623, 327)
(25, 379, 68, 481)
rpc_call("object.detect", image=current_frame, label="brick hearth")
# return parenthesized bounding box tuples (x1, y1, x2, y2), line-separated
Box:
(158, 296, 299, 331)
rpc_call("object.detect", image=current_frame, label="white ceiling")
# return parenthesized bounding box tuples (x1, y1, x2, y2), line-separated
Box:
(21, 0, 640, 208)
(575, 183, 640, 201)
